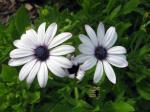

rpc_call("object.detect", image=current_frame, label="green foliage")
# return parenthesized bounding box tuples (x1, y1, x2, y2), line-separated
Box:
(15, 6, 31, 36)
(122, 0, 140, 14)
(104, 101, 135, 112)
(137, 80, 150, 100)
(0, 0, 150, 112)
(1, 64, 17, 82)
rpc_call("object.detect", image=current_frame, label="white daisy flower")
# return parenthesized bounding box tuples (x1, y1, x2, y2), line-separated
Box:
(76, 22, 128, 84)
(8, 22, 75, 88)
(65, 55, 85, 81)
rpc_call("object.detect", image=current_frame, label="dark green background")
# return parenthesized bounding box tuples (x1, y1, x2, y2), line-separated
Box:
(0, 0, 149, 112)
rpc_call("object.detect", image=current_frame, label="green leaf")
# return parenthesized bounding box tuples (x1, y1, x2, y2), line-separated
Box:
(116, 22, 132, 37)
(105, 0, 117, 14)
(50, 102, 73, 112)
(6, 16, 18, 40)
(137, 81, 150, 100)
(72, 100, 93, 112)
(30, 91, 40, 104)
(0, 23, 6, 39)
(112, 101, 135, 112)
(139, 45, 150, 57)
(1, 64, 18, 82)
(122, 0, 140, 14)
(107, 5, 121, 21)
(104, 101, 135, 112)
(14, 6, 31, 36)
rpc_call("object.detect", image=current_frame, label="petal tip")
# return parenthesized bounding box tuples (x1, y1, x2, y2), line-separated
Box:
(99, 22, 104, 25)
(93, 80, 99, 84)
(64, 32, 72, 38)
(79, 34, 83, 37)
(51, 22, 57, 26)
(19, 76, 24, 81)
(52, 22, 57, 24)
(111, 77, 116, 84)
(124, 61, 128, 67)
(111, 26, 116, 31)
(69, 33, 72, 37)
(85, 24, 89, 28)
(112, 80, 116, 84)
(42, 22, 46, 25)
(8, 59, 12, 66)
(26, 78, 32, 85)
(39, 83, 46, 88)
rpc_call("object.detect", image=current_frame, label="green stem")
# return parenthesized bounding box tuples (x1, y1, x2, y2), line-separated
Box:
(74, 87, 79, 100)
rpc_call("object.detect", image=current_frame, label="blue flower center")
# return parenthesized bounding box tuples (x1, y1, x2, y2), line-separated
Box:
(95, 46, 107, 60)
(34, 46, 49, 61)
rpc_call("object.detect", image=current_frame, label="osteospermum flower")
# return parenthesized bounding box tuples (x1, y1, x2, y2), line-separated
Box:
(65, 55, 85, 81)
(8, 22, 75, 88)
(76, 22, 128, 84)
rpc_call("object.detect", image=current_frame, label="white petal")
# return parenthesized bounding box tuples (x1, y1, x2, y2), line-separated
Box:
(85, 25, 98, 46)
(93, 61, 103, 83)
(68, 74, 75, 78)
(79, 34, 94, 49)
(76, 69, 85, 81)
(45, 23, 57, 44)
(13, 40, 32, 50)
(79, 44, 94, 55)
(102, 27, 117, 49)
(26, 29, 39, 43)
(10, 49, 34, 58)
(103, 60, 116, 84)
(26, 29, 37, 37)
(37, 22, 46, 43)
(47, 59, 66, 77)
(19, 59, 37, 81)
(13, 40, 19, 46)
(70, 55, 78, 65)
(26, 61, 41, 84)
(107, 54, 128, 68)
(50, 45, 75, 55)
(80, 56, 97, 71)
(97, 22, 105, 45)
(49, 32, 72, 49)
(50, 56, 72, 68)
(75, 54, 93, 63)
(20, 34, 26, 40)
(21, 34, 38, 49)
(108, 46, 127, 54)
(37, 62, 48, 88)
(8, 56, 34, 66)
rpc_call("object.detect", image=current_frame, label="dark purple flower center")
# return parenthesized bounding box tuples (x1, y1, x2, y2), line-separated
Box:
(68, 64, 79, 75)
(34, 46, 49, 61)
(95, 46, 107, 60)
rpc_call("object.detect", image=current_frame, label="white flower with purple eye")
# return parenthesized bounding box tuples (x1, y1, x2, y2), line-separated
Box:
(65, 55, 85, 81)
(8, 22, 75, 88)
(76, 22, 128, 84)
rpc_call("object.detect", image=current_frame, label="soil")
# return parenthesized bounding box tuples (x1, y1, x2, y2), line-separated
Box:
(0, 0, 81, 24)
(0, 0, 42, 24)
